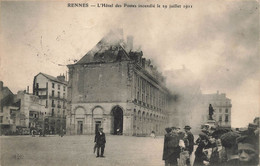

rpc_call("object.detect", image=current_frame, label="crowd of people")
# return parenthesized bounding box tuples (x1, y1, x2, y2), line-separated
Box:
(163, 123, 259, 166)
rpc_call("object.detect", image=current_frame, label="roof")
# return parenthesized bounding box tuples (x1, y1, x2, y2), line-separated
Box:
(76, 29, 130, 64)
(36, 73, 68, 85)
(202, 93, 231, 101)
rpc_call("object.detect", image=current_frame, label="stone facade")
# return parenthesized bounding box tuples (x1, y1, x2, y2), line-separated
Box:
(67, 30, 170, 136)
(33, 73, 67, 134)
(15, 91, 45, 130)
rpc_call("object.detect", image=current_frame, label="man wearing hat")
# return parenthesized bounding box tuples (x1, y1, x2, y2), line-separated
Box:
(220, 131, 240, 165)
(236, 135, 259, 166)
(163, 127, 180, 166)
(184, 126, 194, 155)
(94, 127, 106, 158)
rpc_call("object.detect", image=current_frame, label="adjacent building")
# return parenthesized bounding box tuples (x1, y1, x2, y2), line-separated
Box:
(33, 73, 68, 134)
(15, 90, 45, 131)
(66, 30, 170, 136)
(201, 91, 232, 128)
(0, 81, 18, 134)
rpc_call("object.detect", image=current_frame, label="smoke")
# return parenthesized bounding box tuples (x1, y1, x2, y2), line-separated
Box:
(164, 67, 204, 130)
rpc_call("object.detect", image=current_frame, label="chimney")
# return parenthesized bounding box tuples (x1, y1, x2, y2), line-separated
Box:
(127, 35, 133, 51)
(57, 75, 65, 82)
(0, 81, 3, 91)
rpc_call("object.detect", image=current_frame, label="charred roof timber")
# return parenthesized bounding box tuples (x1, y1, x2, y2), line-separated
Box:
(70, 29, 166, 84)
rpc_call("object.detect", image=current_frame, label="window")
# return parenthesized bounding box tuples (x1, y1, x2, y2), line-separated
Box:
(63, 86, 66, 91)
(58, 84, 60, 90)
(46, 100, 48, 107)
(52, 83, 55, 88)
(58, 92, 60, 98)
(52, 90, 54, 97)
(63, 93, 65, 98)
(52, 109, 54, 116)
(219, 115, 222, 122)
(219, 109, 222, 113)
(52, 100, 55, 107)
(225, 109, 228, 113)
(0, 116, 3, 123)
(225, 115, 229, 122)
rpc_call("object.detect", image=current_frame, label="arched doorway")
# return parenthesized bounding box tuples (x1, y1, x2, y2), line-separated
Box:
(92, 107, 104, 135)
(111, 106, 123, 135)
(75, 107, 85, 135)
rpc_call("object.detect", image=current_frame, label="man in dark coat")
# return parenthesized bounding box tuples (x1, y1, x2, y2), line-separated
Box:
(163, 127, 172, 165)
(184, 126, 194, 155)
(194, 133, 210, 166)
(94, 127, 106, 157)
(184, 125, 194, 166)
(163, 127, 180, 166)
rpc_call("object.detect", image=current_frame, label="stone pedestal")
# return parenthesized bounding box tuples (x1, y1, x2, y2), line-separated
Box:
(206, 119, 216, 128)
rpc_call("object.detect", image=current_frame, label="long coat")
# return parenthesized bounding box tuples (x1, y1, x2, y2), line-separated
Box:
(162, 132, 180, 163)
(193, 140, 210, 166)
(186, 131, 194, 155)
(95, 132, 106, 146)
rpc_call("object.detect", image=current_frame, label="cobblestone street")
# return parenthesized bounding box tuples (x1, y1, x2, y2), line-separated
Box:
(1, 135, 167, 166)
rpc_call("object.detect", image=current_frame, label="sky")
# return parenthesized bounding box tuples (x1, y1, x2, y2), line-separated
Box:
(0, 0, 259, 127)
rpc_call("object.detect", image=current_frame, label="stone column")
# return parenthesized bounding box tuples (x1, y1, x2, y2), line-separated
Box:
(86, 114, 92, 134)
(123, 115, 132, 136)
(103, 115, 111, 135)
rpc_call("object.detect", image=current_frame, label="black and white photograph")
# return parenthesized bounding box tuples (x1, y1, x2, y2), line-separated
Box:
(0, 0, 259, 165)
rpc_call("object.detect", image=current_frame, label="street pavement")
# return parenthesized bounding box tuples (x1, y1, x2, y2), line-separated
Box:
(1, 135, 197, 166)
(1, 135, 168, 166)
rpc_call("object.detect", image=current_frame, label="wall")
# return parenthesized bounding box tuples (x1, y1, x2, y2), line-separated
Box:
(69, 62, 129, 104)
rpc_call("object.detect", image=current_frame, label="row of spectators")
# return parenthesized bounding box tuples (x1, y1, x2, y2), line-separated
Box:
(163, 122, 259, 166)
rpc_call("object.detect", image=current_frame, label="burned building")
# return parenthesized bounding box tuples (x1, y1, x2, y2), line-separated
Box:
(66, 30, 171, 135)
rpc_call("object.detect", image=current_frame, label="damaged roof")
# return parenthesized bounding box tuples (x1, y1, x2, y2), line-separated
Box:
(76, 30, 130, 64)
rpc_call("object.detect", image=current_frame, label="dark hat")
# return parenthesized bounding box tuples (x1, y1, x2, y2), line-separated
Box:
(184, 126, 191, 130)
(248, 123, 258, 130)
(220, 131, 240, 148)
(236, 135, 259, 152)
(236, 135, 258, 145)
(165, 127, 172, 133)
(212, 128, 229, 139)
(199, 133, 209, 140)
(171, 126, 177, 130)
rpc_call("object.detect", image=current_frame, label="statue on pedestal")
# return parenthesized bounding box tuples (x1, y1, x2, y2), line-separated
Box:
(208, 104, 214, 120)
